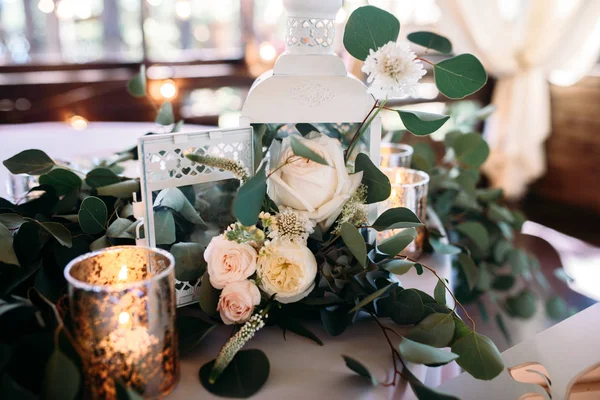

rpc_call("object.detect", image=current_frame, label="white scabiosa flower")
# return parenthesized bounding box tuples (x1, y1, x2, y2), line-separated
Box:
(266, 208, 315, 245)
(362, 41, 426, 99)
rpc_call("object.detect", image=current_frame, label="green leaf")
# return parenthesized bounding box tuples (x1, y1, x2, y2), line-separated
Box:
(177, 315, 216, 354)
(171, 120, 184, 133)
(154, 210, 176, 245)
(451, 332, 504, 380)
(0, 223, 19, 266)
(546, 296, 569, 321)
(154, 187, 206, 226)
(355, 153, 391, 203)
(85, 168, 120, 188)
(156, 102, 174, 126)
(199, 349, 270, 398)
(491, 275, 515, 291)
(456, 221, 489, 251)
(414, 263, 424, 275)
(349, 282, 397, 313)
(96, 180, 139, 198)
(0, 213, 25, 229)
(411, 142, 436, 172)
(78, 196, 107, 235)
(493, 240, 512, 264)
(320, 306, 352, 336)
(199, 273, 219, 316)
(476, 188, 503, 203)
(407, 312, 455, 348)
(24, 218, 72, 248)
(505, 290, 537, 319)
(295, 123, 319, 136)
(372, 207, 423, 230)
(398, 110, 450, 136)
(279, 316, 323, 346)
(3, 149, 55, 175)
(53, 187, 80, 215)
(452, 133, 490, 168)
(488, 203, 514, 224)
(508, 249, 529, 275)
(106, 218, 135, 239)
(495, 313, 512, 345)
(342, 355, 378, 386)
(434, 280, 446, 306)
(399, 337, 458, 366)
(89, 235, 111, 251)
(116, 381, 144, 400)
(382, 259, 415, 275)
(171, 242, 207, 282)
(39, 169, 82, 196)
(126, 64, 146, 97)
(392, 289, 425, 325)
(457, 253, 478, 291)
(340, 223, 367, 267)
(407, 31, 452, 54)
(378, 228, 417, 257)
(476, 263, 493, 291)
(343, 5, 400, 61)
(289, 135, 329, 166)
(43, 349, 80, 400)
(233, 163, 267, 226)
(430, 238, 461, 255)
(434, 54, 488, 99)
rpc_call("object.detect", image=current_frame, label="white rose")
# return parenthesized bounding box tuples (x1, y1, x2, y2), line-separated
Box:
(257, 241, 317, 304)
(268, 132, 363, 231)
(217, 280, 261, 325)
(204, 235, 257, 289)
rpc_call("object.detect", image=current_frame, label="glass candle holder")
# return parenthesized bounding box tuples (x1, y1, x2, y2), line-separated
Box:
(380, 143, 414, 168)
(64, 246, 179, 400)
(379, 168, 429, 257)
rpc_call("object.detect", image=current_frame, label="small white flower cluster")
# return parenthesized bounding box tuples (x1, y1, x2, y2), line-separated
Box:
(260, 208, 315, 245)
(209, 313, 267, 383)
(333, 184, 368, 235)
(186, 153, 249, 182)
(362, 41, 426, 99)
(225, 222, 266, 247)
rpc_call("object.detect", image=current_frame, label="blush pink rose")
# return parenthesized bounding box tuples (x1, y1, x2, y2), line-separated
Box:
(204, 235, 257, 289)
(217, 280, 261, 325)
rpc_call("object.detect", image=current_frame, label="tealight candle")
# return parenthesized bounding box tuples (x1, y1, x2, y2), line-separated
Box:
(65, 246, 179, 399)
(379, 167, 430, 257)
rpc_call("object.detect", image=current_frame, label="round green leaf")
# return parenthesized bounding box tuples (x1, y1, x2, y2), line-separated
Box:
(289, 135, 329, 166)
(407, 312, 455, 348)
(430, 238, 461, 255)
(451, 332, 504, 380)
(0, 223, 19, 266)
(43, 349, 80, 400)
(343, 6, 400, 61)
(106, 218, 135, 239)
(349, 282, 397, 313)
(372, 207, 423, 231)
(378, 228, 417, 257)
(407, 31, 452, 54)
(156, 102, 174, 126)
(340, 223, 367, 267)
(456, 221, 489, 251)
(382, 259, 415, 275)
(491, 275, 515, 291)
(3, 149, 55, 175)
(39, 169, 82, 196)
(434, 54, 488, 99)
(505, 290, 537, 319)
(398, 110, 450, 136)
(171, 242, 207, 282)
(452, 133, 490, 168)
(342, 355, 378, 386)
(78, 196, 107, 235)
(391, 289, 424, 325)
(411, 142, 436, 172)
(233, 164, 267, 226)
(126, 65, 146, 97)
(493, 240, 513, 264)
(546, 296, 568, 320)
(434, 279, 447, 306)
(355, 153, 391, 204)
(199, 349, 270, 398)
(457, 253, 478, 291)
(399, 337, 458, 366)
(85, 168, 120, 188)
(153, 210, 176, 245)
(23, 218, 73, 248)
(199, 273, 219, 317)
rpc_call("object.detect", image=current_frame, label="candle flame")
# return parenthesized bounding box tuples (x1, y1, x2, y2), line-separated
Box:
(395, 170, 402, 184)
(117, 265, 128, 281)
(119, 312, 130, 325)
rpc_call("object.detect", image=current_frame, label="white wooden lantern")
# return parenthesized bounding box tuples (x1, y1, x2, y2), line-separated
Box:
(240, 0, 381, 165)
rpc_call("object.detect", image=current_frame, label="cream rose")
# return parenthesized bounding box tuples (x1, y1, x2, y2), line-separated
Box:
(217, 280, 261, 325)
(204, 235, 257, 289)
(257, 241, 317, 304)
(268, 132, 363, 231)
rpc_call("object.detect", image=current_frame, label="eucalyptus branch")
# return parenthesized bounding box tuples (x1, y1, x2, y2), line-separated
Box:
(266, 155, 302, 178)
(344, 100, 378, 163)
(415, 57, 434, 66)
(369, 312, 410, 386)
(345, 99, 387, 163)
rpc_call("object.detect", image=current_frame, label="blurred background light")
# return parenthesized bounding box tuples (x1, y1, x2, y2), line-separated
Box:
(68, 115, 88, 131)
(175, 0, 192, 20)
(259, 42, 276, 61)
(159, 80, 178, 99)
(37, 0, 55, 14)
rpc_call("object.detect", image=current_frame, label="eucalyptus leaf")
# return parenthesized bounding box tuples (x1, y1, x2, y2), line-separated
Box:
(153, 210, 176, 245)
(199, 273, 219, 317)
(505, 290, 537, 319)
(377, 228, 417, 257)
(0, 224, 19, 266)
(476, 188, 503, 203)
(24, 218, 72, 248)
(475, 263, 493, 291)
(493, 240, 512, 264)
(407, 312, 455, 348)
(343, 5, 400, 61)
(3, 149, 55, 175)
(434, 280, 447, 306)
(430, 237, 461, 255)
(289, 135, 329, 166)
(39, 169, 82, 196)
(382, 259, 415, 275)
(340, 223, 367, 267)
(96, 180, 139, 198)
(85, 168, 120, 188)
(434, 54, 487, 99)
(342, 355, 378, 386)
(398, 110, 450, 136)
(452, 133, 490, 168)
(233, 163, 267, 226)
(495, 313, 512, 345)
(126, 64, 146, 97)
(279, 316, 323, 346)
(295, 123, 319, 136)
(89, 235, 111, 251)
(177, 316, 216, 354)
(0, 213, 25, 229)
(355, 152, 391, 204)
(508, 249, 529, 275)
(43, 349, 80, 400)
(451, 332, 504, 380)
(321, 306, 352, 336)
(13, 221, 44, 264)
(154, 187, 206, 226)
(407, 31, 452, 54)
(106, 218, 135, 239)
(399, 337, 458, 366)
(171, 242, 207, 282)
(456, 221, 489, 251)
(78, 196, 107, 235)
(53, 187, 80, 215)
(491, 275, 515, 291)
(349, 282, 397, 313)
(156, 102, 175, 125)
(457, 253, 478, 291)
(391, 289, 424, 325)
(411, 142, 436, 172)
(546, 296, 569, 321)
(371, 207, 422, 231)
(199, 349, 270, 398)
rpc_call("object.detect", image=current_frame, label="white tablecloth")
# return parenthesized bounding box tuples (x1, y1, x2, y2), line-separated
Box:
(171, 252, 459, 400)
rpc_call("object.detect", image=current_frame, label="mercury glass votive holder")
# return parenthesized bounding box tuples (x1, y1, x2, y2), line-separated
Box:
(380, 168, 429, 257)
(380, 143, 414, 168)
(64, 246, 179, 400)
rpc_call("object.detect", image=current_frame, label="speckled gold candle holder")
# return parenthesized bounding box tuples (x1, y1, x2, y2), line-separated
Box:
(64, 246, 179, 399)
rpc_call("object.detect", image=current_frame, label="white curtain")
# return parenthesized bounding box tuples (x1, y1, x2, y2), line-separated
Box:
(437, 0, 600, 199)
